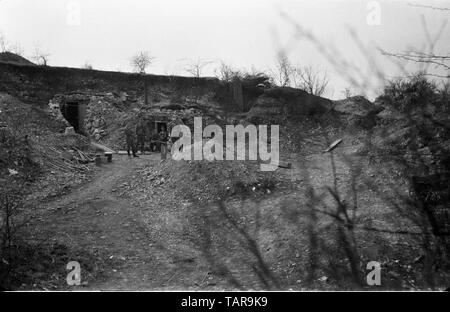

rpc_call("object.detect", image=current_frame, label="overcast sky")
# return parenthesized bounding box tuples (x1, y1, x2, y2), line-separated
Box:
(1, 0, 449, 100)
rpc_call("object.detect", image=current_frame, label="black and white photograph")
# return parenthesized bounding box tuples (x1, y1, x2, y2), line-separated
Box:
(0, 0, 449, 298)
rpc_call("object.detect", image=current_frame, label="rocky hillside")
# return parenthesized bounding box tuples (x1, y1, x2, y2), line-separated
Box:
(0, 55, 341, 152)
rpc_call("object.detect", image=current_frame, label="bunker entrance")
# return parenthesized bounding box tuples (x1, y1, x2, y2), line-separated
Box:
(61, 101, 86, 134)
(151, 121, 168, 152)
(156, 121, 167, 133)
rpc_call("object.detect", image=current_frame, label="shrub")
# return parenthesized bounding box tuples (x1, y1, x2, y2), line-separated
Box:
(376, 74, 438, 114)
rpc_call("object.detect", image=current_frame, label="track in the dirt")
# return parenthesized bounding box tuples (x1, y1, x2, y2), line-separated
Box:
(39, 154, 177, 290)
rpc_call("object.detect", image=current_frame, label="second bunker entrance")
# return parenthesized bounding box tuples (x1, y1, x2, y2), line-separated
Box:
(61, 101, 87, 134)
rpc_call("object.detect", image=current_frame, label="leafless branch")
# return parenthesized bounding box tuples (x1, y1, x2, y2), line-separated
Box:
(131, 51, 155, 74)
(408, 2, 450, 11)
(0, 32, 9, 53)
(184, 58, 213, 78)
(31, 43, 50, 66)
(214, 61, 243, 82)
(294, 65, 329, 96)
(274, 52, 292, 87)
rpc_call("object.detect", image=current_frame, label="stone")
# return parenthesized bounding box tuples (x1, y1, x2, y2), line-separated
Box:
(48, 101, 59, 110)
(64, 127, 76, 135)
(120, 92, 128, 102)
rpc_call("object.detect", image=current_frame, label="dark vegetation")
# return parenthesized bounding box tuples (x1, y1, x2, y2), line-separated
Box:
(0, 93, 99, 289)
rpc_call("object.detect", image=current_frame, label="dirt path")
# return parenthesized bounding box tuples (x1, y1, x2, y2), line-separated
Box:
(24, 144, 403, 291)
(30, 154, 182, 290)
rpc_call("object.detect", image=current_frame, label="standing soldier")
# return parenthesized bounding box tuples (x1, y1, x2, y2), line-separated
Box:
(124, 120, 138, 158)
(135, 117, 147, 155)
(159, 125, 168, 160)
(145, 120, 155, 153)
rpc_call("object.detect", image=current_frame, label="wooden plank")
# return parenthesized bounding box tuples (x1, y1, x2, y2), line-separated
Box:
(324, 138, 343, 153)
(91, 142, 116, 154)
(278, 161, 292, 169)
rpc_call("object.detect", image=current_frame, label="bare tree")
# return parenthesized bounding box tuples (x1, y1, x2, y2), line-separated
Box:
(185, 58, 213, 78)
(0, 32, 9, 53)
(82, 61, 93, 70)
(0, 33, 23, 56)
(31, 44, 50, 66)
(10, 43, 24, 56)
(214, 61, 242, 82)
(341, 87, 353, 99)
(293, 66, 329, 96)
(272, 52, 329, 95)
(246, 65, 271, 78)
(274, 52, 293, 87)
(131, 51, 155, 105)
(131, 51, 154, 74)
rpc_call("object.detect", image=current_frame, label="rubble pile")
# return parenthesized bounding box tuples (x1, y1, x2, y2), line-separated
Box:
(125, 157, 281, 208)
(85, 94, 121, 141)
(1, 93, 96, 202)
(87, 92, 136, 139)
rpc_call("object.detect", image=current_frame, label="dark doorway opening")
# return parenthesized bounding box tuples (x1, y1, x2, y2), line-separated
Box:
(151, 121, 168, 152)
(61, 101, 86, 134)
(156, 121, 167, 133)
